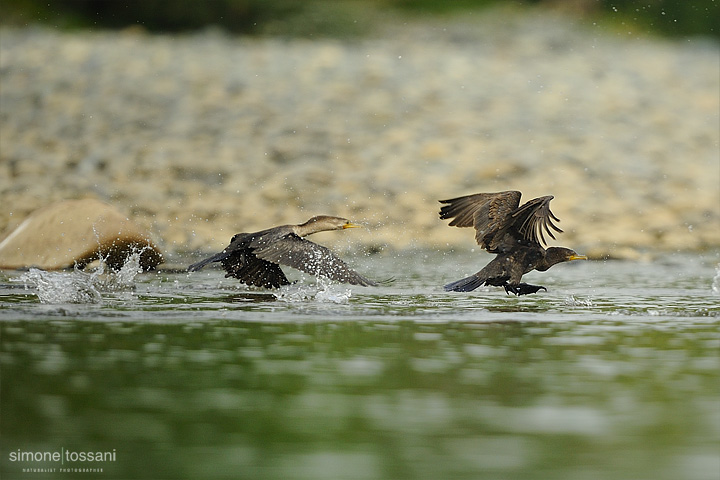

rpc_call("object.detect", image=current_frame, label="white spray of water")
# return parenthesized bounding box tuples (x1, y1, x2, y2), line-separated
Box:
(712, 263, 720, 296)
(101, 251, 144, 290)
(17, 250, 145, 304)
(564, 295, 594, 307)
(314, 286, 352, 304)
(276, 275, 352, 304)
(19, 266, 104, 304)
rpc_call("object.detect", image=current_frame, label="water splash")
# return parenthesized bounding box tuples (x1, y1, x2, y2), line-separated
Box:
(564, 295, 594, 307)
(276, 276, 352, 304)
(19, 266, 103, 304)
(100, 250, 144, 290)
(314, 286, 352, 304)
(17, 250, 145, 304)
(712, 263, 720, 296)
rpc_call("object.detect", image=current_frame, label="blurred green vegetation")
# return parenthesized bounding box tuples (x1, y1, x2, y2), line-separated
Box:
(1, 0, 718, 39)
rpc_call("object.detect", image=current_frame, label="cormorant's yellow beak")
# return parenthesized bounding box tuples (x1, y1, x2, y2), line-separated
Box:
(342, 222, 361, 229)
(569, 254, 588, 261)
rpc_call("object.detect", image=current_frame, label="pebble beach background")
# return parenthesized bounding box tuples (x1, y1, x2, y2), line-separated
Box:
(1, 8, 718, 262)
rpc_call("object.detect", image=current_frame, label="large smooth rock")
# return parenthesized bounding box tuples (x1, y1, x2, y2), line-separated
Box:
(0, 199, 163, 270)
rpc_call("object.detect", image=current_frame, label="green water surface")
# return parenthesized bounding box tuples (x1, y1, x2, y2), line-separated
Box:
(1, 252, 719, 480)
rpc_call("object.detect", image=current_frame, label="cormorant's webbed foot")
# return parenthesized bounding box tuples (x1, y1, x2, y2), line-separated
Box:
(504, 283, 547, 296)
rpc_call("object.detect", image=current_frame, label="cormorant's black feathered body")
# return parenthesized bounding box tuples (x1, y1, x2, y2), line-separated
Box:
(440, 191, 585, 295)
(188, 216, 376, 288)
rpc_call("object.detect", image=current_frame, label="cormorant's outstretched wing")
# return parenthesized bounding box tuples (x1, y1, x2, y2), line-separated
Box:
(188, 232, 290, 288)
(252, 234, 377, 286)
(510, 195, 563, 247)
(188, 232, 251, 272)
(439, 191, 522, 251)
(188, 251, 227, 272)
(221, 248, 289, 288)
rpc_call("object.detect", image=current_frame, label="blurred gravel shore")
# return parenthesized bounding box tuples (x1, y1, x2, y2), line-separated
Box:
(1, 9, 718, 261)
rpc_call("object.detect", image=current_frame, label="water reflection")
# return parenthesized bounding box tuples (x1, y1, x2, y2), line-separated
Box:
(226, 293, 279, 303)
(2, 319, 718, 480)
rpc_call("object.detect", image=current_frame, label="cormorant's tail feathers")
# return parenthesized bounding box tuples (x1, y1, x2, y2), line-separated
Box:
(187, 252, 228, 272)
(444, 275, 485, 292)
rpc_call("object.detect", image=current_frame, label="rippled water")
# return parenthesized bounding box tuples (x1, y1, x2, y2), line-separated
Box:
(1, 251, 719, 480)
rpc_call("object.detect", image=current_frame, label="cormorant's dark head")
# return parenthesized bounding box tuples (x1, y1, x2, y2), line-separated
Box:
(539, 247, 587, 270)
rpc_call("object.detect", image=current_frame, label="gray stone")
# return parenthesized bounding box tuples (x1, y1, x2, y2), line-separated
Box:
(0, 199, 163, 270)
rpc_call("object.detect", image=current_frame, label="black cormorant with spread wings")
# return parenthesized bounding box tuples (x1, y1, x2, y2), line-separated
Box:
(439, 191, 586, 295)
(188, 216, 377, 288)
